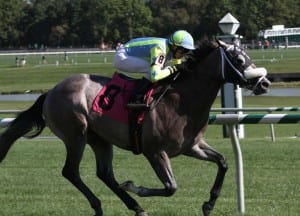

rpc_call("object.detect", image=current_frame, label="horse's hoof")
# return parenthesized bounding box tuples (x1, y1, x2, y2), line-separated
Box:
(135, 211, 148, 216)
(202, 201, 212, 216)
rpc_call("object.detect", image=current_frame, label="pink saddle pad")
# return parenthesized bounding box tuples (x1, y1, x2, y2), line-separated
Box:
(92, 72, 136, 124)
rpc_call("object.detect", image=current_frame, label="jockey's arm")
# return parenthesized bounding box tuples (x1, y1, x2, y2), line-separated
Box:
(149, 46, 181, 82)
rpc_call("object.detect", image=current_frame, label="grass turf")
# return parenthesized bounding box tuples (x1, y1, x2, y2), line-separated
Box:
(0, 97, 299, 216)
(0, 48, 299, 215)
(0, 137, 299, 216)
(0, 48, 300, 94)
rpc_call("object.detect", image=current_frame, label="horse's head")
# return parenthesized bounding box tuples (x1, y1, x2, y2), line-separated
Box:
(216, 40, 271, 95)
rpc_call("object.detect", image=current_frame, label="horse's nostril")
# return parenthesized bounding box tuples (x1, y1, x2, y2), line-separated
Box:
(261, 77, 271, 89)
(262, 81, 269, 88)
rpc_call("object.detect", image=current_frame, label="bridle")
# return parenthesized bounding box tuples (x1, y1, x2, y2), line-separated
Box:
(219, 46, 247, 84)
(218, 44, 270, 95)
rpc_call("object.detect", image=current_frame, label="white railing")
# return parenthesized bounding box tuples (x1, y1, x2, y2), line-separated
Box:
(0, 50, 115, 56)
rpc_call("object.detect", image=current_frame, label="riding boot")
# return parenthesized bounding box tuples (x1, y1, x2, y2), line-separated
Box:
(126, 78, 151, 109)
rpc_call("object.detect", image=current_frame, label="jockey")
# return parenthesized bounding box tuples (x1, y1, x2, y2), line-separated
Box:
(113, 30, 195, 108)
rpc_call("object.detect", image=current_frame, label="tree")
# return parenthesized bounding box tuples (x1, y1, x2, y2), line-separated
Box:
(111, 0, 153, 43)
(63, 0, 152, 47)
(0, 0, 26, 47)
(263, 0, 299, 28)
(233, 0, 300, 40)
(232, 0, 266, 39)
(0, 0, 299, 48)
(22, 0, 56, 48)
(64, 0, 82, 46)
(197, 0, 236, 40)
(148, 0, 206, 38)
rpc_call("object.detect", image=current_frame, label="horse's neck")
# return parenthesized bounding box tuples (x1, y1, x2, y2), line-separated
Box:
(156, 74, 220, 120)
(188, 49, 223, 113)
(183, 75, 220, 113)
(152, 80, 218, 138)
(152, 48, 223, 134)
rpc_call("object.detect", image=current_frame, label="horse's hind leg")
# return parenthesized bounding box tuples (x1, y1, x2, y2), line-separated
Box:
(62, 135, 103, 216)
(184, 139, 228, 216)
(87, 131, 146, 216)
(120, 150, 177, 197)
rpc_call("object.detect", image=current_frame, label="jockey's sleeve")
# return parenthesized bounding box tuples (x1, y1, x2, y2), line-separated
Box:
(149, 46, 181, 82)
(172, 58, 182, 65)
(150, 65, 172, 82)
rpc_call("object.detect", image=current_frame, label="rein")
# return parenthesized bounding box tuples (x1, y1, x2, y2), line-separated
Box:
(150, 45, 247, 109)
(150, 72, 181, 110)
(219, 47, 247, 83)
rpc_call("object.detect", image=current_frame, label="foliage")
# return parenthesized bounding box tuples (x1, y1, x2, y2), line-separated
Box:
(0, 0, 26, 47)
(0, 0, 299, 47)
(147, 0, 205, 37)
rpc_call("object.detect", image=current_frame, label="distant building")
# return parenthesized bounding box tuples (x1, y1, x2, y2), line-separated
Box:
(258, 25, 300, 47)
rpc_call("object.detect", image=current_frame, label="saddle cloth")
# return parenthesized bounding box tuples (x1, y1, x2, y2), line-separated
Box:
(92, 72, 152, 124)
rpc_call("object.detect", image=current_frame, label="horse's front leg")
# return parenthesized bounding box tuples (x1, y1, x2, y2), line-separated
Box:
(120, 150, 177, 197)
(184, 140, 228, 216)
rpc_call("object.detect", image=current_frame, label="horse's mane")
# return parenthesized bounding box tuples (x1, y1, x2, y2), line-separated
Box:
(185, 40, 218, 67)
(164, 39, 218, 81)
(153, 40, 218, 106)
(155, 40, 218, 86)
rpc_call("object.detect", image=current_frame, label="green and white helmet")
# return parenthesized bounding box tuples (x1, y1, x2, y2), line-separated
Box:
(168, 30, 195, 50)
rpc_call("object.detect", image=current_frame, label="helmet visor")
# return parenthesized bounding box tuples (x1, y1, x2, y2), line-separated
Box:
(177, 47, 190, 54)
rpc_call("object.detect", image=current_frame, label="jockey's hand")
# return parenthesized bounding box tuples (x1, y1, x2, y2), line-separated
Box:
(167, 66, 178, 74)
(167, 63, 188, 75)
(175, 63, 187, 72)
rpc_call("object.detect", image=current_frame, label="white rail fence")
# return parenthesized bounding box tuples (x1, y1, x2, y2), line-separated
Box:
(0, 49, 115, 67)
(1, 108, 300, 214)
(210, 107, 300, 142)
(208, 113, 300, 214)
(0, 50, 115, 56)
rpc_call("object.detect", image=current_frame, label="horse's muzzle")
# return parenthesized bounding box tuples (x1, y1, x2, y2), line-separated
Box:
(252, 76, 271, 95)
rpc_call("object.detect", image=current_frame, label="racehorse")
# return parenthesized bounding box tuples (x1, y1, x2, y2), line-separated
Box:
(0, 40, 270, 216)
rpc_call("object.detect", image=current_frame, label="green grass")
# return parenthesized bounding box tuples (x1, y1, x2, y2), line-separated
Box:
(0, 52, 115, 94)
(0, 137, 299, 216)
(247, 48, 300, 72)
(0, 48, 299, 94)
(0, 49, 299, 215)
(0, 97, 299, 215)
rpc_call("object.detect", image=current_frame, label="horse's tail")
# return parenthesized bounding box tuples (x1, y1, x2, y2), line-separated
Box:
(0, 93, 47, 162)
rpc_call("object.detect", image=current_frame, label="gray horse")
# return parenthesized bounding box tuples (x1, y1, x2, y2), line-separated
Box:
(0, 40, 270, 216)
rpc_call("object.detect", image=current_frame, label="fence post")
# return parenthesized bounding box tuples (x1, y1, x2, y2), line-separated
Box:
(268, 110, 276, 142)
(228, 124, 245, 214)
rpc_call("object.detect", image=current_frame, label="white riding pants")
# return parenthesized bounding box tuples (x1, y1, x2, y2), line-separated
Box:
(113, 47, 151, 79)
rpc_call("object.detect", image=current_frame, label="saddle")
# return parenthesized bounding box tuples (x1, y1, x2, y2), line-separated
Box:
(92, 72, 153, 154)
